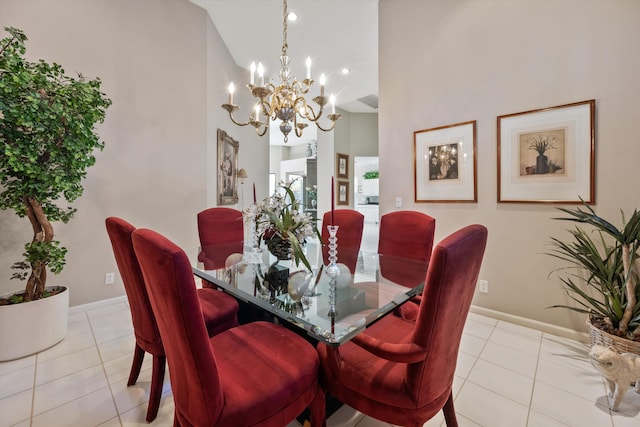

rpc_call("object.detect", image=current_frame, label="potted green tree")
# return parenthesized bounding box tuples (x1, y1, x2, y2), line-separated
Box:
(0, 27, 111, 360)
(548, 202, 640, 354)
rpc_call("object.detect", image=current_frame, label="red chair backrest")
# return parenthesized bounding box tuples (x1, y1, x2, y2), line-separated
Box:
(409, 224, 488, 405)
(377, 211, 435, 286)
(197, 207, 244, 269)
(105, 217, 162, 354)
(132, 228, 223, 425)
(321, 209, 365, 272)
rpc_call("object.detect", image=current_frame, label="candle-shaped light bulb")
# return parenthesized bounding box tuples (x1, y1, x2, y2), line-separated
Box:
(228, 82, 235, 104)
(306, 57, 311, 80)
(257, 62, 264, 86)
(319, 73, 326, 96)
(254, 104, 260, 120)
(250, 62, 256, 85)
(330, 94, 336, 115)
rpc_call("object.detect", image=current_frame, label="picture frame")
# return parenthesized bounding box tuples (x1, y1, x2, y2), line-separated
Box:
(497, 100, 595, 204)
(336, 153, 349, 179)
(337, 180, 349, 206)
(414, 120, 477, 203)
(217, 129, 239, 206)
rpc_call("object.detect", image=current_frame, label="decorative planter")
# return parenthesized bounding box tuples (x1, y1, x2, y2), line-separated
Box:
(0, 286, 69, 361)
(587, 318, 640, 356)
(266, 237, 292, 260)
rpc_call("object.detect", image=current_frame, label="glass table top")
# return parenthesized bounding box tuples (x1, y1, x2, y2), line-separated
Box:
(192, 240, 427, 346)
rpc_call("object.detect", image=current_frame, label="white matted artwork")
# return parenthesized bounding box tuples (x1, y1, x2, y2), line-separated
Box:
(414, 120, 477, 203)
(497, 100, 595, 203)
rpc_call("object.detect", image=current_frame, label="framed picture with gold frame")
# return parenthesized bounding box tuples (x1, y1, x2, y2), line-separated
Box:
(414, 120, 477, 203)
(337, 180, 349, 206)
(336, 153, 349, 179)
(497, 99, 595, 204)
(217, 129, 239, 205)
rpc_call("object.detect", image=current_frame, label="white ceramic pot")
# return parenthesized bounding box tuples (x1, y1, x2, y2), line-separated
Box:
(0, 286, 69, 361)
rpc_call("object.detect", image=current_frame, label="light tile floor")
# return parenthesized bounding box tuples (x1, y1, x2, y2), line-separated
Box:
(2, 296, 640, 427)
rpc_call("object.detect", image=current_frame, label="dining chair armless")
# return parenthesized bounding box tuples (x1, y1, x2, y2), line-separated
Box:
(132, 227, 325, 427)
(105, 217, 239, 422)
(378, 210, 436, 320)
(197, 207, 245, 270)
(321, 209, 365, 272)
(317, 224, 487, 427)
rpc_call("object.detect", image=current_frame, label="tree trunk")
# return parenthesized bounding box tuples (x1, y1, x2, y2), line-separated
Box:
(619, 243, 637, 335)
(22, 197, 53, 302)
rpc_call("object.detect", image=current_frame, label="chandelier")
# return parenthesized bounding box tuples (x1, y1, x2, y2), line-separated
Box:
(221, 0, 341, 143)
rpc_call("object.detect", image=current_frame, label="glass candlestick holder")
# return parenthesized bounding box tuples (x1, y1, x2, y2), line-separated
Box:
(326, 225, 340, 317)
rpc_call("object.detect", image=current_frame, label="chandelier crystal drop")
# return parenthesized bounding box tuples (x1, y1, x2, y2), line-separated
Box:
(221, 0, 341, 143)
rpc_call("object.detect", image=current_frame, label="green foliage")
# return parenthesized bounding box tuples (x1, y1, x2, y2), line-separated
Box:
(0, 27, 111, 293)
(548, 202, 640, 338)
(363, 171, 379, 179)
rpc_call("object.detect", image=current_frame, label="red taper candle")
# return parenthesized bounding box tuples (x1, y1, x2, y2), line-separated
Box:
(331, 176, 335, 225)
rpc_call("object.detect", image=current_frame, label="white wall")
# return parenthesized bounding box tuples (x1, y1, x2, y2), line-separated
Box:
(0, 0, 266, 305)
(379, 0, 640, 331)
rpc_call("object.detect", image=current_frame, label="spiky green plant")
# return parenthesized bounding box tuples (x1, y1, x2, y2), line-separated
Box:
(548, 201, 640, 339)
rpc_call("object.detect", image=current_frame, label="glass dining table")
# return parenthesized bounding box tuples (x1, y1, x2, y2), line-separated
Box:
(191, 240, 427, 346)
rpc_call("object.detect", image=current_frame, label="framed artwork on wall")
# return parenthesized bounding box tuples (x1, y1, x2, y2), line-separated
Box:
(336, 153, 349, 179)
(414, 120, 477, 203)
(217, 129, 239, 206)
(337, 180, 349, 205)
(497, 99, 595, 204)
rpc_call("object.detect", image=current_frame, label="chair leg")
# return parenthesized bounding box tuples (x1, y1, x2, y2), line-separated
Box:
(442, 391, 458, 427)
(309, 387, 326, 427)
(146, 355, 166, 422)
(127, 344, 145, 386)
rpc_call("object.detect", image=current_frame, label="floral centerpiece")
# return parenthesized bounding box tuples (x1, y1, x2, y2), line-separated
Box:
(245, 179, 321, 271)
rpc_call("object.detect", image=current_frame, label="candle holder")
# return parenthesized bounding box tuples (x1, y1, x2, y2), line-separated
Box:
(246, 213, 262, 264)
(326, 225, 340, 317)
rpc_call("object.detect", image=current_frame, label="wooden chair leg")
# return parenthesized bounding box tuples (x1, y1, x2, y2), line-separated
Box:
(146, 355, 166, 422)
(442, 391, 458, 427)
(127, 344, 145, 386)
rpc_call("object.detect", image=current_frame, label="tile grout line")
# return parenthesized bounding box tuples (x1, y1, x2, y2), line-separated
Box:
(524, 330, 543, 427)
(88, 307, 125, 427)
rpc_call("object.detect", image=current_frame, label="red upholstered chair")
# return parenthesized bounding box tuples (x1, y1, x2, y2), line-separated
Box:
(105, 217, 239, 422)
(378, 210, 435, 320)
(317, 224, 487, 427)
(197, 207, 244, 270)
(132, 227, 325, 427)
(321, 209, 365, 272)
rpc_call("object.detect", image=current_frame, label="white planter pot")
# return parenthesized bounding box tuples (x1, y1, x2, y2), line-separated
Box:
(0, 286, 69, 361)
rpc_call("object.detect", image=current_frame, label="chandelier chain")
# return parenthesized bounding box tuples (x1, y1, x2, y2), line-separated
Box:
(282, 0, 288, 56)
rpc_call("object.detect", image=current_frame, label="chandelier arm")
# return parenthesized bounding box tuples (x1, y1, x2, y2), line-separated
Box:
(300, 101, 325, 123)
(222, 106, 253, 127)
(315, 117, 340, 132)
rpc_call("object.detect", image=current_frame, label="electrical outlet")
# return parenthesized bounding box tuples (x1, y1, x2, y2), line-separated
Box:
(478, 280, 489, 294)
(395, 197, 402, 208)
(105, 272, 115, 285)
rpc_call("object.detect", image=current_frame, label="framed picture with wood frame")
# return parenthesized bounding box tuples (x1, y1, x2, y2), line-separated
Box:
(336, 153, 349, 179)
(414, 120, 477, 203)
(497, 99, 595, 204)
(217, 129, 239, 205)
(337, 180, 349, 205)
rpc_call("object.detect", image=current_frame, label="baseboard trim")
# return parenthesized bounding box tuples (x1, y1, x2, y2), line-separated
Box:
(470, 305, 588, 344)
